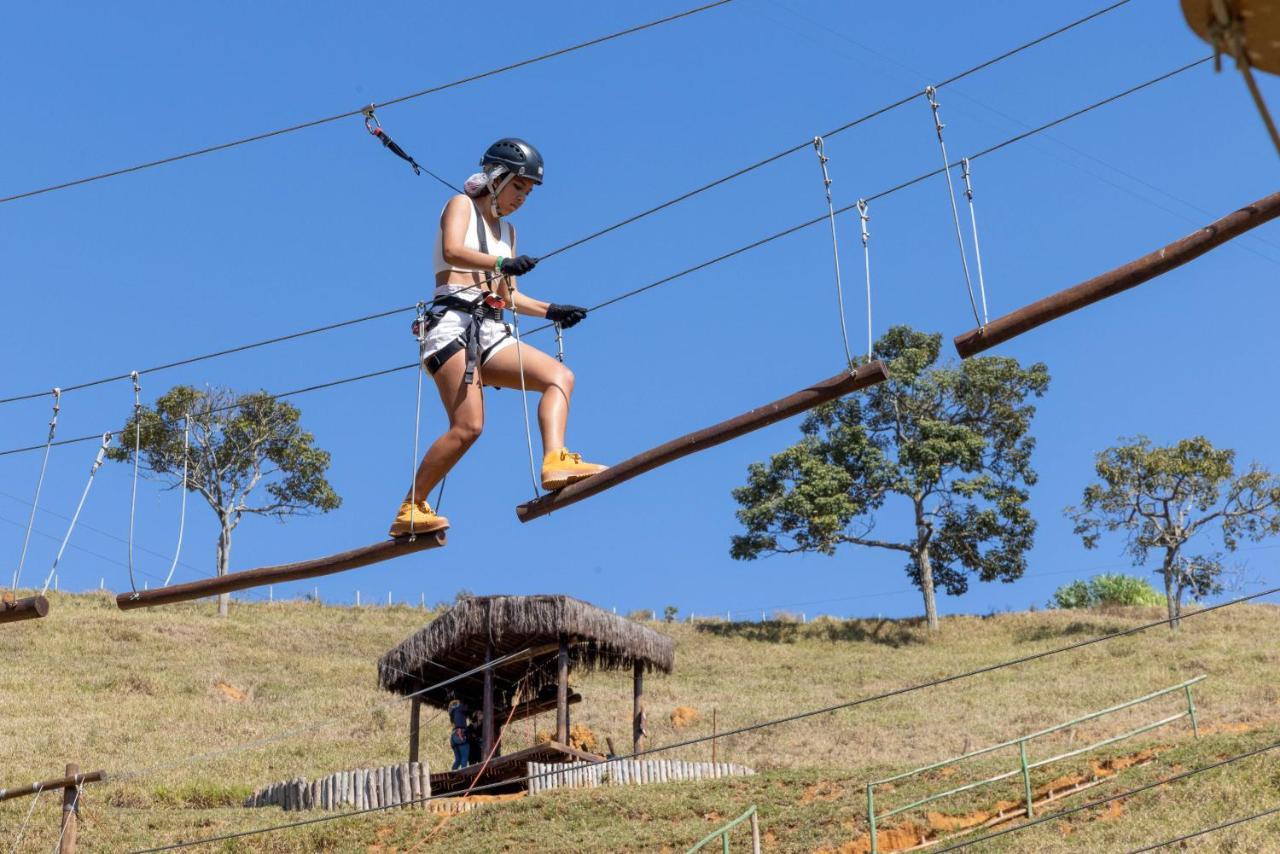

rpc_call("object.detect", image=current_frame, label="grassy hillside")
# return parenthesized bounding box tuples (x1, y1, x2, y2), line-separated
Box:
(1, 591, 1278, 851)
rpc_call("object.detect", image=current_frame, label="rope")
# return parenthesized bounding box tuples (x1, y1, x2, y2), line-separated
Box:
(0, 1, 1143, 409)
(0, 59, 1214, 463)
(507, 288, 543, 500)
(1126, 803, 1280, 852)
(959, 158, 989, 325)
(0, 1, 736, 206)
(128, 583, 1278, 852)
(11, 388, 60, 591)
(40, 433, 112, 596)
(8, 784, 45, 854)
(126, 372, 142, 595)
(812, 136, 855, 371)
(408, 303, 427, 539)
(925, 86, 982, 327)
(161, 413, 191, 587)
(857, 199, 872, 362)
(933, 741, 1280, 852)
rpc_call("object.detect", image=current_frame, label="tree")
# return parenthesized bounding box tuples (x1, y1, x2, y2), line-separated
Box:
(109, 385, 341, 616)
(1067, 435, 1280, 629)
(731, 326, 1049, 631)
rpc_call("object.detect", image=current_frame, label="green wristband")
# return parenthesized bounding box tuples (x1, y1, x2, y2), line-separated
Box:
(495, 256, 505, 272)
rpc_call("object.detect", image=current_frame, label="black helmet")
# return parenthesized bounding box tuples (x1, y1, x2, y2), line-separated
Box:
(481, 138, 544, 184)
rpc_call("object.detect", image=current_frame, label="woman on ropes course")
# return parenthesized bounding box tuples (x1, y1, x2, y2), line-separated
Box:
(390, 138, 606, 537)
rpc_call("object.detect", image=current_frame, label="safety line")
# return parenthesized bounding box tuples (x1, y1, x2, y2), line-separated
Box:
(0, 1, 735, 206)
(40, 434, 112, 596)
(160, 413, 191, 587)
(0, 0, 1136, 407)
(933, 741, 1279, 851)
(1125, 804, 1280, 852)
(812, 136, 856, 369)
(126, 372, 143, 594)
(7, 783, 44, 854)
(130, 583, 1277, 851)
(0, 58, 1213, 463)
(10, 388, 59, 590)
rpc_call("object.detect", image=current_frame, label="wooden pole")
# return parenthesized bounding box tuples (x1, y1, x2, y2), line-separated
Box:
(633, 660, 645, 754)
(0, 769, 104, 802)
(116, 532, 446, 610)
(711, 708, 717, 764)
(0, 593, 49, 624)
(953, 189, 1280, 358)
(516, 363, 889, 522)
(556, 633, 570, 743)
(482, 635, 495, 759)
(409, 698, 421, 764)
(59, 763, 77, 854)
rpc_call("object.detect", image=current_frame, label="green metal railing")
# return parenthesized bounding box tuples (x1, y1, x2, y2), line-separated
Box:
(686, 805, 762, 854)
(865, 675, 1205, 853)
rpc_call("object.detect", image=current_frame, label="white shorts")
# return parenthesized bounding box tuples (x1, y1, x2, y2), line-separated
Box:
(421, 308, 514, 375)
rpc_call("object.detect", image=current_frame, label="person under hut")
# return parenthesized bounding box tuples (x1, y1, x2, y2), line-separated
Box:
(448, 697, 471, 770)
(390, 138, 607, 536)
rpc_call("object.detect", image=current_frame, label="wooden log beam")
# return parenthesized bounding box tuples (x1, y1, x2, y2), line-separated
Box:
(116, 531, 446, 610)
(0, 770, 104, 802)
(0, 593, 50, 624)
(516, 362, 889, 522)
(954, 190, 1280, 359)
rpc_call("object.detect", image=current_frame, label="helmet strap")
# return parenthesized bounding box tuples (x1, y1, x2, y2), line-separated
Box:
(487, 171, 515, 219)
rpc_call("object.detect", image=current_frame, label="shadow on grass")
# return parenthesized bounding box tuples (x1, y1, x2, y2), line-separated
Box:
(1014, 620, 1130, 643)
(695, 619, 924, 648)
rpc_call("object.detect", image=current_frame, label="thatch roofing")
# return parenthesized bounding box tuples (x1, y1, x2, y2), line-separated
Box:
(378, 594, 675, 710)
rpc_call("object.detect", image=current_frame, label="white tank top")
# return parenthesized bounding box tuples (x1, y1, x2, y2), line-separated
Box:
(432, 199, 513, 297)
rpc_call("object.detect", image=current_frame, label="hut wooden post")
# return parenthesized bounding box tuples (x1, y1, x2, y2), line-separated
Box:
(482, 636, 495, 760)
(633, 660, 646, 754)
(409, 698, 421, 764)
(556, 633, 570, 743)
(58, 763, 77, 854)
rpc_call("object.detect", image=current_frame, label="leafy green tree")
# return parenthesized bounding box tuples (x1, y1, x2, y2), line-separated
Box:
(731, 326, 1050, 631)
(1051, 573, 1164, 609)
(109, 385, 341, 616)
(1068, 435, 1280, 629)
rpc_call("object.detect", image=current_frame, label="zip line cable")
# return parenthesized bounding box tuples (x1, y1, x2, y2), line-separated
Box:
(932, 742, 1280, 852)
(0, 57, 1213, 463)
(1125, 804, 1280, 852)
(0, 0, 736, 206)
(0, 0, 1138, 406)
(129, 583, 1278, 851)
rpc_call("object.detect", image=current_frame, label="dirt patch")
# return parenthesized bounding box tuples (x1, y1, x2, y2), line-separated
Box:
(215, 681, 248, 702)
(670, 706, 700, 728)
(801, 781, 845, 803)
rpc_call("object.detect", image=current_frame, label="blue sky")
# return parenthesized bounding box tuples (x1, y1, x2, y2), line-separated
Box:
(2, 1, 1278, 621)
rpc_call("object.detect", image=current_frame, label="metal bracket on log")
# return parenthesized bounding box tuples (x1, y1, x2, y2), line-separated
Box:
(516, 362, 889, 523)
(116, 531, 447, 610)
(953, 190, 1280, 359)
(0, 591, 50, 624)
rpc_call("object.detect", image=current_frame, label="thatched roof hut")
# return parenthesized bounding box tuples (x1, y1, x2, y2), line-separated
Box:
(379, 594, 673, 708)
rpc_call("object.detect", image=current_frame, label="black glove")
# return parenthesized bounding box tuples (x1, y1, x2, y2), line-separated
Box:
(546, 304, 588, 328)
(499, 255, 538, 276)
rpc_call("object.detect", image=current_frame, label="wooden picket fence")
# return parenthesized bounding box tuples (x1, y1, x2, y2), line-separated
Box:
(527, 759, 754, 794)
(245, 762, 429, 811)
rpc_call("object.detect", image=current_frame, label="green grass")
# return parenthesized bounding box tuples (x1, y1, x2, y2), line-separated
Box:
(2, 591, 1278, 851)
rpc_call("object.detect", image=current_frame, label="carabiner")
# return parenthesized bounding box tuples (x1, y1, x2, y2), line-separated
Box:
(362, 104, 382, 135)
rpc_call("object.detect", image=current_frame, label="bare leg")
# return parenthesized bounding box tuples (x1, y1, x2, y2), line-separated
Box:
(480, 341, 574, 454)
(403, 350, 484, 503)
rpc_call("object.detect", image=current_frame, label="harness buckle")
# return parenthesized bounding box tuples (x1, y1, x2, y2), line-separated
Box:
(483, 293, 507, 310)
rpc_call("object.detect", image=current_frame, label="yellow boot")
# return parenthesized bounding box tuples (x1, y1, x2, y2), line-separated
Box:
(541, 448, 608, 491)
(388, 500, 449, 537)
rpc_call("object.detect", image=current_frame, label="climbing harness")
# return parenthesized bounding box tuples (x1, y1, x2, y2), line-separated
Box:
(11, 388, 59, 592)
(160, 412, 191, 587)
(41, 433, 112, 597)
(362, 106, 460, 192)
(959, 158, 990, 325)
(126, 371, 142, 595)
(925, 87, 987, 328)
(812, 136, 856, 371)
(856, 199, 873, 362)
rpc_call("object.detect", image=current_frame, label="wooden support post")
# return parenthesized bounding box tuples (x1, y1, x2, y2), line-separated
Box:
(59, 763, 77, 854)
(516, 363, 889, 522)
(633, 660, 645, 754)
(115, 532, 447, 610)
(953, 189, 1280, 358)
(482, 636, 495, 760)
(0, 592, 50, 624)
(556, 633, 570, 743)
(409, 697, 421, 764)
(711, 708, 717, 764)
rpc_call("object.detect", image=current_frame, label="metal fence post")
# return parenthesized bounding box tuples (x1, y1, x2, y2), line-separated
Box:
(867, 784, 878, 854)
(1185, 684, 1200, 737)
(1018, 740, 1033, 818)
